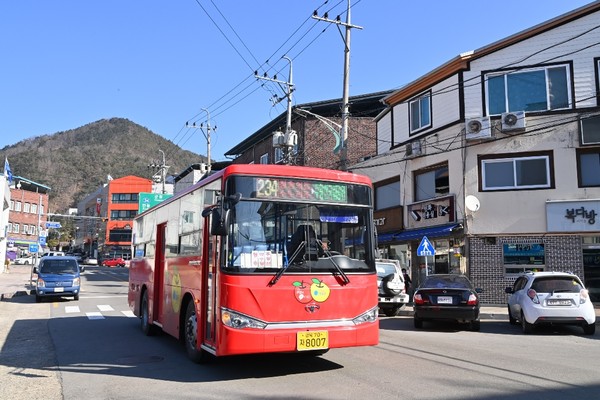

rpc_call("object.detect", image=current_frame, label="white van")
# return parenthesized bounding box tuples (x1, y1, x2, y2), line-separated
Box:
(42, 251, 65, 257)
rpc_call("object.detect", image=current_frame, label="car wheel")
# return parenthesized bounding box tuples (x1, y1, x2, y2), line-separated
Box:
(35, 294, 41, 303)
(383, 306, 400, 317)
(141, 291, 157, 336)
(74, 294, 79, 301)
(414, 316, 423, 329)
(470, 320, 481, 332)
(508, 305, 517, 325)
(583, 322, 596, 335)
(184, 301, 211, 363)
(382, 274, 401, 297)
(521, 311, 533, 334)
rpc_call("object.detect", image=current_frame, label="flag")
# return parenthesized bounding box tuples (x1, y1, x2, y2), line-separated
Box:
(3, 158, 12, 184)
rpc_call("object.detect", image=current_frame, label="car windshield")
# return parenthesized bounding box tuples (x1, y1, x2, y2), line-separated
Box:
(39, 259, 78, 274)
(531, 277, 583, 293)
(422, 275, 472, 289)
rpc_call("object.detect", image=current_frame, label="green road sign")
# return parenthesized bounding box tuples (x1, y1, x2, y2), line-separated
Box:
(138, 192, 173, 213)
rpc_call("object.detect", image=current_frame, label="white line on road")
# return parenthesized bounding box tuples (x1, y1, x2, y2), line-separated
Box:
(86, 312, 105, 320)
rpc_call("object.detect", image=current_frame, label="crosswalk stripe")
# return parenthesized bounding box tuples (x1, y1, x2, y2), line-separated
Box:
(122, 310, 136, 318)
(65, 306, 80, 313)
(97, 305, 114, 312)
(86, 312, 105, 320)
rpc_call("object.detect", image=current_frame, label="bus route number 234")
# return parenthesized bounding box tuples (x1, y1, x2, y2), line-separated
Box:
(297, 330, 329, 351)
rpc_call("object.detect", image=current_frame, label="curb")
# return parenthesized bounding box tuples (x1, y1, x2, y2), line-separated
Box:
(0, 290, 33, 301)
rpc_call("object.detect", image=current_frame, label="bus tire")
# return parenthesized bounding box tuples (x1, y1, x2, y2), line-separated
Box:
(141, 291, 157, 336)
(184, 301, 211, 363)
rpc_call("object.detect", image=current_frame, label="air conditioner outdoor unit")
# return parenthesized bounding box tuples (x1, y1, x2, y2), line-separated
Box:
(465, 117, 492, 140)
(501, 111, 526, 131)
(405, 140, 422, 158)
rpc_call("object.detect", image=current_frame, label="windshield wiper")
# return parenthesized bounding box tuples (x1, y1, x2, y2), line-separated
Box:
(269, 242, 305, 286)
(318, 240, 350, 285)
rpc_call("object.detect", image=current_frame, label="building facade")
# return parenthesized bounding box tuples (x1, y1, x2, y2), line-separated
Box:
(352, 2, 600, 303)
(6, 176, 50, 259)
(224, 91, 392, 169)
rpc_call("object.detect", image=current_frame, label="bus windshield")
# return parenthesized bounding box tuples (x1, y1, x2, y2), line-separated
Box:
(224, 199, 375, 274)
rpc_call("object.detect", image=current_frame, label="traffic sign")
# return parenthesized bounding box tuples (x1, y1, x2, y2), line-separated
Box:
(417, 236, 436, 256)
(39, 236, 46, 246)
(29, 244, 39, 253)
(46, 221, 62, 229)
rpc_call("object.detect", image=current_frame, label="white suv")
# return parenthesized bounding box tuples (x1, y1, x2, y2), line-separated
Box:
(376, 259, 409, 317)
(505, 271, 596, 335)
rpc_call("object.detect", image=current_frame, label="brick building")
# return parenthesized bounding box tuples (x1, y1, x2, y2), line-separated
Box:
(224, 91, 392, 169)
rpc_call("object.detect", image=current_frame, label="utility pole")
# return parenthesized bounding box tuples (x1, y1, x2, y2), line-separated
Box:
(313, 1, 362, 171)
(186, 108, 214, 173)
(255, 56, 297, 164)
(148, 149, 170, 194)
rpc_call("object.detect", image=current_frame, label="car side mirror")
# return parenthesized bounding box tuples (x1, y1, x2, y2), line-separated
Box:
(504, 287, 514, 294)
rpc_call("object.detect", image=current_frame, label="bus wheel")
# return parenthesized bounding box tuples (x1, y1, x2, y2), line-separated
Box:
(184, 302, 210, 363)
(141, 291, 157, 336)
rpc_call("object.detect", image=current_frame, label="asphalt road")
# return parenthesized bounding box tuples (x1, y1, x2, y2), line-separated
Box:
(1, 266, 600, 399)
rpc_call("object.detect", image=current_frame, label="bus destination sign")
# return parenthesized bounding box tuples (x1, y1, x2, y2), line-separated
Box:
(255, 178, 348, 203)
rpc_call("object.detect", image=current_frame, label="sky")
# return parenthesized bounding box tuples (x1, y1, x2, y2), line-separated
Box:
(0, 0, 594, 162)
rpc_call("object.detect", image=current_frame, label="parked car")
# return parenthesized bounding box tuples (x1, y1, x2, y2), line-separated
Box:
(14, 256, 35, 265)
(42, 251, 65, 257)
(376, 259, 409, 316)
(85, 257, 98, 265)
(33, 256, 81, 303)
(505, 271, 596, 335)
(102, 257, 126, 267)
(413, 274, 482, 331)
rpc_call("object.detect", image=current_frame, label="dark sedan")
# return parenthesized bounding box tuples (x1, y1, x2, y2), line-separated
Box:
(413, 274, 482, 331)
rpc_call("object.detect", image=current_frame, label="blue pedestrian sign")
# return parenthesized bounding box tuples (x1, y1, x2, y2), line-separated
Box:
(29, 244, 39, 253)
(417, 236, 436, 256)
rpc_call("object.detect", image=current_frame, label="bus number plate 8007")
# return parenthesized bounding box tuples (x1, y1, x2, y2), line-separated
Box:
(297, 330, 329, 351)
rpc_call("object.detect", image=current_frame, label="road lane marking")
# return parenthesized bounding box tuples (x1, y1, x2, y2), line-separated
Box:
(97, 305, 114, 312)
(122, 310, 136, 318)
(86, 312, 105, 320)
(65, 306, 80, 313)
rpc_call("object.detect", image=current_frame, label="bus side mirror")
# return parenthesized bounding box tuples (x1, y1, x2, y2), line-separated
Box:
(210, 208, 228, 236)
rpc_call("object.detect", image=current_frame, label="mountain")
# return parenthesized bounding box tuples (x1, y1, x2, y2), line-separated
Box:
(0, 118, 206, 212)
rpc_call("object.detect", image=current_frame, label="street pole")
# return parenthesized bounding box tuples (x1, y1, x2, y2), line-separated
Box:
(186, 109, 214, 173)
(312, 0, 362, 171)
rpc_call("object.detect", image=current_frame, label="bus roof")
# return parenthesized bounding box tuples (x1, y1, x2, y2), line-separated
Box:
(136, 164, 373, 219)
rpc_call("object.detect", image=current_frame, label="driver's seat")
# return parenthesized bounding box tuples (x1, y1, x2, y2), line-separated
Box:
(287, 224, 319, 263)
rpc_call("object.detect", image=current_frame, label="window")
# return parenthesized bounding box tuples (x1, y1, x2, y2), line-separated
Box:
(260, 153, 269, 164)
(31, 204, 37, 214)
(577, 148, 600, 187)
(13, 223, 19, 233)
(481, 153, 552, 190)
(409, 92, 431, 133)
(375, 180, 400, 210)
(15, 201, 21, 212)
(10, 200, 14, 211)
(274, 147, 283, 163)
(486, 65, 571, 114)
(30, 225, 37, 235)
(580, 115, 600, 145)
(414, 164, 449, 201)
(7, 223, 12, 233)
(503, 243, 545, 274)
(112, 193, 139, 203)
(23, 203, 30, 213)
(109, 228, 132, 242)
(110, 210, 138, 220)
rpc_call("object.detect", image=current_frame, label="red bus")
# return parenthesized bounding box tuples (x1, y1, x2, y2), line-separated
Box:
(128, 164, 379, 362)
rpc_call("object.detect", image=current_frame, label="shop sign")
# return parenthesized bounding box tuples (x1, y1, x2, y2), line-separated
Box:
(373, 206, 403, 233)
(407, 195, 455, 229)
(546, 200, 599, 232)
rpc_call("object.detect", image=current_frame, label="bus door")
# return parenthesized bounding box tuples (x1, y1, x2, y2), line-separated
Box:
(201, 216, 220, 348)
(154, 222, 167, 324)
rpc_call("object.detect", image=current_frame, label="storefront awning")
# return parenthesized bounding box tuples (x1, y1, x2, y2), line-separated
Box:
(377, 223, 463, 244)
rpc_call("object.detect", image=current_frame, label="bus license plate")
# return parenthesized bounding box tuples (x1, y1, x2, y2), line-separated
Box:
(297, 330, 329, 351)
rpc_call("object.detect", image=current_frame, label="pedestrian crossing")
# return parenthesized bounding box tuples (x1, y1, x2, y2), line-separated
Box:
(62, 304, 136, 319)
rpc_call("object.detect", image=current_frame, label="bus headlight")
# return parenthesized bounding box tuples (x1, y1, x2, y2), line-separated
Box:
(221, 308, 267, 329)
(352, 307, 378, 325)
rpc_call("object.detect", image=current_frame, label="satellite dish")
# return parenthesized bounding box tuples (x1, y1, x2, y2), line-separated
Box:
(465, 195, 481, 212)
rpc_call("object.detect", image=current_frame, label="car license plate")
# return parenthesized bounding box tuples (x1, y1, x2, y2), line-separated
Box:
(437, 296, 453, 304)
(54, 287, 64, 293)
(547, 299, 571, 306)
(297, 330, 328, 351)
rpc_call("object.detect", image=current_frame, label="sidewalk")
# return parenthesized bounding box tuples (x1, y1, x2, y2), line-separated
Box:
(0, 263, 36, 300)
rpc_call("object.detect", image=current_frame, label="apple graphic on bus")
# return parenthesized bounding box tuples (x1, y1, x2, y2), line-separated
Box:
(292, 280, 312, 304)
(310, 278, 330, 302)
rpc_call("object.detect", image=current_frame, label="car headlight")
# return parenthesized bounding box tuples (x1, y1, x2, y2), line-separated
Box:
(73, 277, 80, 286)
(37, 278, 46, 288)
(353, 307, 378, 325)
(221, 308, 266, 329)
